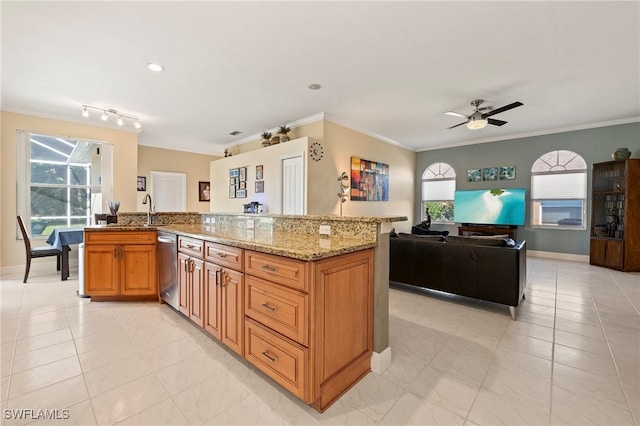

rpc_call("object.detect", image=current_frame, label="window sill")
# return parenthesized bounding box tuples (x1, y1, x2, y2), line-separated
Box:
(531, 225, 587, 231)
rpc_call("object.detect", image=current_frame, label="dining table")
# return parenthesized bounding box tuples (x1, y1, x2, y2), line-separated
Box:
(46, 227, 84, 281)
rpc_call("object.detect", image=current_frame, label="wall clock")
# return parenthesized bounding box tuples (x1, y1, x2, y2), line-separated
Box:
(310, 142, 324, 161)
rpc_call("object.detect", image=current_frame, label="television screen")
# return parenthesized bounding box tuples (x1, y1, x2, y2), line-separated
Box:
(454, 188, 526, 226)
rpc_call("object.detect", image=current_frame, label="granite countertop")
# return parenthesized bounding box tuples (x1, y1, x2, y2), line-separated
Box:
(85, 224, 377, 261)
(161, 224, 377, 261)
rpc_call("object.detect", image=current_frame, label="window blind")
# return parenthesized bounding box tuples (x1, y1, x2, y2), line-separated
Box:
(422, 179, 455, 201)
(532, 172, 586, 199)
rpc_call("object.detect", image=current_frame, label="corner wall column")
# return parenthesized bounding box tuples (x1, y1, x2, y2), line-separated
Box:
(371, 223, 392, 374)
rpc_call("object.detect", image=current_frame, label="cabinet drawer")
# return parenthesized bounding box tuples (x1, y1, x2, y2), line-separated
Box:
(245, 251, 307, 292)
(245, 319, 308, 401)
(205, 242, 243, 270)
(178, 236, 204, 258)
(245, 276, 307, 345)
(85, 231, 155, 245)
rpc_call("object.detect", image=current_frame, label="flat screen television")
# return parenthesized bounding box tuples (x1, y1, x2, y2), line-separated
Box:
(454, 188, 526, 226)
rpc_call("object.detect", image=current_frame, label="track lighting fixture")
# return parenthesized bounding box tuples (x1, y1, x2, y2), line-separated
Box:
(82, 104, 142, 130)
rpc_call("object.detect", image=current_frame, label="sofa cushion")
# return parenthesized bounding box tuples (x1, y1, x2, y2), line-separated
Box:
(446, 235, 515, 247)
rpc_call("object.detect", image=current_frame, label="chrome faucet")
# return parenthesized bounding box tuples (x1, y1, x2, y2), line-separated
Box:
(142, 194, 155, 226)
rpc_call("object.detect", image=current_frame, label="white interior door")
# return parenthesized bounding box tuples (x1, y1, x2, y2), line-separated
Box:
(282, 155, 304, 214)
(151, 171, 186, 212)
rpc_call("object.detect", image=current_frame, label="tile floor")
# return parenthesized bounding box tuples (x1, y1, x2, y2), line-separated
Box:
(1, 257, 638, 425)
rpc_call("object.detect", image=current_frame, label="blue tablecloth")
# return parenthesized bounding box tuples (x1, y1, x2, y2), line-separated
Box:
(46, 228, 84, 250)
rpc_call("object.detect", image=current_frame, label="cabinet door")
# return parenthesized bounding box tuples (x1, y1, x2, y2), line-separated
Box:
(204, 262, 222, 339)
(85, 245, 118, 296)
(221, 268, 244, 356)
(605, 240, 624, 270)
(178, 253, 191, 316)
(189, 258, 205, 327)
(590, 239, 607, 267)
(120, 245, 157, 296)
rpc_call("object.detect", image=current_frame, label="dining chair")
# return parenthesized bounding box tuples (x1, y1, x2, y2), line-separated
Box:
(16, 216, 62, 283)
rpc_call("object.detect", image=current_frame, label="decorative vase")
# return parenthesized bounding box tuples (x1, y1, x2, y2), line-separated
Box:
(280, 134, 290, 142)
(107, 200, 120, 215)
(261, 139, 271, 147)
(270, 136, 280, 145)
(612, 148, 631, 161)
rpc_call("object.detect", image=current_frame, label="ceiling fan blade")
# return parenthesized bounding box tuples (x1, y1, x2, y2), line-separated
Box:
(488, 118, 507, 126)
(483, 101, 523, 118)
(442, 122, 467, 132)
(444, 111, 468, 118)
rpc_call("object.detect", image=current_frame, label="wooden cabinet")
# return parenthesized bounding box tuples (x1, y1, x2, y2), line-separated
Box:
(243, 249, 373, 412)
(590, 159, 640, 271)
(178, 238, 205, 327)
(590, 238, 624, 270)
(179, 238, 244, 355)
(84, 231, 157, 300)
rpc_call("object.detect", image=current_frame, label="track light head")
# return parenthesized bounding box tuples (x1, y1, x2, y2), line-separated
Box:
(82, 105, 141, 129)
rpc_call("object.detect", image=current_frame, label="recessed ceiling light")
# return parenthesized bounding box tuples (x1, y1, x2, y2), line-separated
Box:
(308, 83, 322, 90)
(147, 63, 165, 72)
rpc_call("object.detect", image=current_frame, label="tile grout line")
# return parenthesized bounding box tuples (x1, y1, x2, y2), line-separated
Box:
(592, 269, 639, 426)
(59, 279, 99, 426)
(547, 261, 560, 425)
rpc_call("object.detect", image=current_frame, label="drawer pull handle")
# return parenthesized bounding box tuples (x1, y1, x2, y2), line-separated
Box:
(261, 351, 277, 363)
(216, 252, 227, 258)
(261, 302, 277, 312)
(261, 264, 278, 272)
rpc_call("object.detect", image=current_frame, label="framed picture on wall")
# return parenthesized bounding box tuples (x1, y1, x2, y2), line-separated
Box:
(199, 181, 211, 201)
(137, 176, 146, 191)
(466, 169, 482, 182)
(499, 165, 516, 180)
(229, 168, 239, 178)
(482, 167, 499, 181)
(239, 181, 246, 190)
(239, 167, 247, 182)
(236, 188, 247, 198)
(230, 177, 236, 186)
(256, 165, 263, 180)
(229, 185, 236, 198)
(255, 181, 264, 193)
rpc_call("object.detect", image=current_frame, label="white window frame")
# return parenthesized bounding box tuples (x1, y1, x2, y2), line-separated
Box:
(16, 131, 113, 239)
(531, 150, 587, 230)
(421, 162, 456, 224)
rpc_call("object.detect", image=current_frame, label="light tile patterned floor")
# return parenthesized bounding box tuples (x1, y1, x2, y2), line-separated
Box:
(1, 257, 638, 425)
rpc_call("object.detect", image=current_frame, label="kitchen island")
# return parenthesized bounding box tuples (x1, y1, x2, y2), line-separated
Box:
(83, 213, 406, 412)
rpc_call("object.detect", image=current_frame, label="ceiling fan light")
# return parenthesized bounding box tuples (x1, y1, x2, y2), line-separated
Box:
(467, 118, 488, 130)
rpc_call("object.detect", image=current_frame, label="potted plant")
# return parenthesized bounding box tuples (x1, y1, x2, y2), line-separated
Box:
(278, 124, 291, 142)
(261, 131, 272, 147)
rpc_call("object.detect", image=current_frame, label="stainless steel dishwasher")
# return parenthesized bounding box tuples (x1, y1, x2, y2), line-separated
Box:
(157, 231, 178, 309)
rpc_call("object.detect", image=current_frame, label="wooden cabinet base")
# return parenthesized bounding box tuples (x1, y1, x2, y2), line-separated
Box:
(312, 351, 370, 413)
(91, 294, 159, 302)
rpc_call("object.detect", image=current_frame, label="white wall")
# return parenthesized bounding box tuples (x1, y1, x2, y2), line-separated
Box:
(210, 138, 310, 214)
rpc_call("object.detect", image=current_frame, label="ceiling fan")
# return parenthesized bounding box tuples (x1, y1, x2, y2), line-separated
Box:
(443, 99, 523, 131)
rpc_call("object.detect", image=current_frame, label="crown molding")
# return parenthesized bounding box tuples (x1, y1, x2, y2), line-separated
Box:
(323, 113, 414, 150)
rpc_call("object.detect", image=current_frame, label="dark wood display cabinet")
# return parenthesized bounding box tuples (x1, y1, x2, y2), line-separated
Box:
(590, 159, 640, 271)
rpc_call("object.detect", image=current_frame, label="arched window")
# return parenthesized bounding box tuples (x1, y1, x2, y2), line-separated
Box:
(531, 150, 587, 228)
(421, 162, 456, 222)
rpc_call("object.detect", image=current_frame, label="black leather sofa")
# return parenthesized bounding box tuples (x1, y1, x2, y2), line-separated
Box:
(389, 234, 526, 319)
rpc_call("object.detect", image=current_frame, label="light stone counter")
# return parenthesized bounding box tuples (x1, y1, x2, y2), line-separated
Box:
(157, 224, 377, 261)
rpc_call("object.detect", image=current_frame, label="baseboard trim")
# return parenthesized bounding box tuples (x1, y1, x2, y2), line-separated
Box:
(528, 250, 589, 263)
(370, 346, 392, 374)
